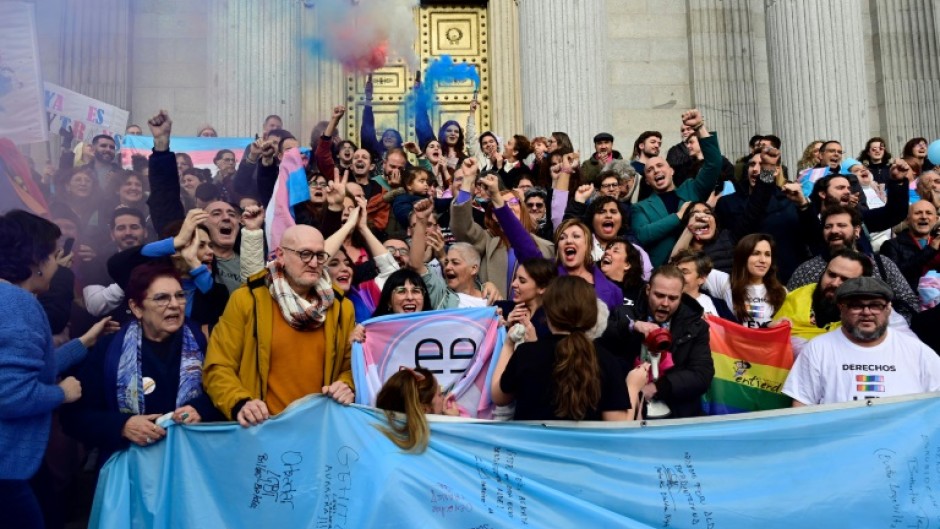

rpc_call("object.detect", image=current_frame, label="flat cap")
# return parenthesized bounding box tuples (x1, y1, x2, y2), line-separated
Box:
(593, 132, 614, 143)
(835, 276, 893, 302)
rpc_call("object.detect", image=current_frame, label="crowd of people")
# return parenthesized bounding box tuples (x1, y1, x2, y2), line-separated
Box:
(2, 87, 940, 527)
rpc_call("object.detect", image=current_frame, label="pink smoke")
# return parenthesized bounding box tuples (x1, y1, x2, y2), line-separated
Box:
(308, 0, 417, 74)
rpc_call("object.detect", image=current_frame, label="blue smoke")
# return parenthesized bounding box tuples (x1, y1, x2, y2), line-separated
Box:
(406, 55, 481, 115)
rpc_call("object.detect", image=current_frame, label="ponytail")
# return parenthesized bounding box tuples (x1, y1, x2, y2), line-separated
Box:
(375, 367, 436, 453)
(552, 331, 601, 420)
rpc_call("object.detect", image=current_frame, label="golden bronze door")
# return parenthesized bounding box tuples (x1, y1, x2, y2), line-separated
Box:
(344, 3, 491, 146)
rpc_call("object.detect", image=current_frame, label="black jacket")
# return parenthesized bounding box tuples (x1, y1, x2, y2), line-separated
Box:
(912, 305, 940, 355)
(879, 230, 939, 290)
(599, 294, 714, 418)
(146, 150, 186, 238)
(715, 176, 812, 283)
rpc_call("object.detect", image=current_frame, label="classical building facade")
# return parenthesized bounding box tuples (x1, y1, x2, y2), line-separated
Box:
(29, 0, 940, 166)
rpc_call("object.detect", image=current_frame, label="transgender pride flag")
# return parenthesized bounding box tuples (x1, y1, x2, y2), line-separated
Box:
(121, 135, 253, 176)
(264, 147, 309, 251)
(352, 307, 505, 419)
(798, 166, 830, 197)
(702, 316, 794, 415)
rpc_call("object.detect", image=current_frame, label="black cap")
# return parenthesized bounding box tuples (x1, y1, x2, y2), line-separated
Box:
(593, 132, 614, 143)
(835, 277, 894, 302)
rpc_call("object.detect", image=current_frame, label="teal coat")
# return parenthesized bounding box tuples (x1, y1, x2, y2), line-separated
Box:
(631, 133, 722, 266)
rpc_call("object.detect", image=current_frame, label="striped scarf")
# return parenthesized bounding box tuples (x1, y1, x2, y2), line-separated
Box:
(266, 260, 335, 330)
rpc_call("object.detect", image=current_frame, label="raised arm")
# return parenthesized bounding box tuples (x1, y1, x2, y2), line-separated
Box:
(449, 158, 490, 256)
(317, 106, 345, 181)
(239, 205, 266, 280)
(728, 147, 784, 242)
(681, 110, 721, 202)
(360, 81, 383, 159)
(324, 196, 359, 259)
(414, 75, 435, 148)
(484, 173, 542, 261)
(145, 110, 185, 236)
(256, 137, 280, 205)
(465, 100, 480, 159)
(551, 152, 579, 228)
(863, 161, 914, 232)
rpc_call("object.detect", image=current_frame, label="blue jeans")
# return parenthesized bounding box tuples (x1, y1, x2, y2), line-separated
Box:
(0, 479, 44, 529)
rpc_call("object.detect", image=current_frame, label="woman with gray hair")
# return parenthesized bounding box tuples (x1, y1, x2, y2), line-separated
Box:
(411, 199, 493, 308)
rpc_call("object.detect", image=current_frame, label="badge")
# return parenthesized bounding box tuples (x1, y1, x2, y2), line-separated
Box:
(142, 377, 156, 395)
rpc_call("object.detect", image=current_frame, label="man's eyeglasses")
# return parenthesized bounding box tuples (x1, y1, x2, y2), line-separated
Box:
(310, 181, 329, 188)
(526, 202, 545, 210)
(220, 157, 236, 163)
(281, 246, 329, 264)
(600, 182, 620, 189)
(392, 286, 425, 296)
(845, 301, 888, 314)
(147, 291, 188, 308)
(385, 246, 409, 256)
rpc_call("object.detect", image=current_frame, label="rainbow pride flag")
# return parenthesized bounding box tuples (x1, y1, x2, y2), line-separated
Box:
(702, 316, 794, 415)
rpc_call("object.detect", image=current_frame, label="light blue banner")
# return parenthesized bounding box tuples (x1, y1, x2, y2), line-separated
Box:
(91, 393, 940, 528)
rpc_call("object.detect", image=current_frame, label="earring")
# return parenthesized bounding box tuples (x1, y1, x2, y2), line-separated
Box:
(36, 270, 43, 276)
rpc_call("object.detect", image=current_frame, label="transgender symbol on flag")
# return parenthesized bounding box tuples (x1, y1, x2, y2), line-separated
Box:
(352, 307, 505, 418)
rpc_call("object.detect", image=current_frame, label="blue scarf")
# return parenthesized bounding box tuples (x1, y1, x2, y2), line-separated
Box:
(115, 321, 204, 415)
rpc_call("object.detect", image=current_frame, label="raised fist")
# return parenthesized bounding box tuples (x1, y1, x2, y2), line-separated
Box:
(147, 110, 172, 139)
(681, 109, 703, 130)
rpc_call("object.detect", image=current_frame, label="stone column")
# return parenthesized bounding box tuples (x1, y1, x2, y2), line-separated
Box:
(688, 0, 767, 158)
(487, 0, 523, 138)
(871, 0, 940, 147)
(518, 0, 606, 153)
(764, 0, 869, 168)
(207, 0, 304, 137)
(300, 4, 346, 140)
(59, 0, 131, 108)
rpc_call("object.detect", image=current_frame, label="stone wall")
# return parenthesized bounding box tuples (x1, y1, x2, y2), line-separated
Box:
(20, 0, 940, 170)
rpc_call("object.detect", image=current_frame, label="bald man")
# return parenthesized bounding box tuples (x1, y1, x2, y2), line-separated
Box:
(631, 109, 722, 266)
(879, 199, 940, 290)
(204, 225, 357, 427)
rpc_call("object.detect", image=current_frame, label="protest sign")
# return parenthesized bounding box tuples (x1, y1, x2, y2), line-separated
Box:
(0, 2, 47, 144)
(44, 81, 129, 146)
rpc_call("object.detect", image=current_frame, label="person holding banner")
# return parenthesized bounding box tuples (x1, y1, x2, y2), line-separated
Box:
(370, 268, 433, 319)
(203, 224, 356, 427)
(374, 366, 459, 453)
(491, 276, 632, 421)
(61, 262, 216, 467)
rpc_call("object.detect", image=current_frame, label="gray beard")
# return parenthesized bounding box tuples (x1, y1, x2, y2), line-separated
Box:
(844, 320, 888, 342)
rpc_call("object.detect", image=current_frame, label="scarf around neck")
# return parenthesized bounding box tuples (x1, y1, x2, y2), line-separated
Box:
(266, 260, 335, 330)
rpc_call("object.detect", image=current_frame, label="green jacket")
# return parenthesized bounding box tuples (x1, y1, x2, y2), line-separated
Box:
(631, 133, 722, 266)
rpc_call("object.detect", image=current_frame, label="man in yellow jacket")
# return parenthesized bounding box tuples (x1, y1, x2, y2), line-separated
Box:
(203, 225, 356, 427)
